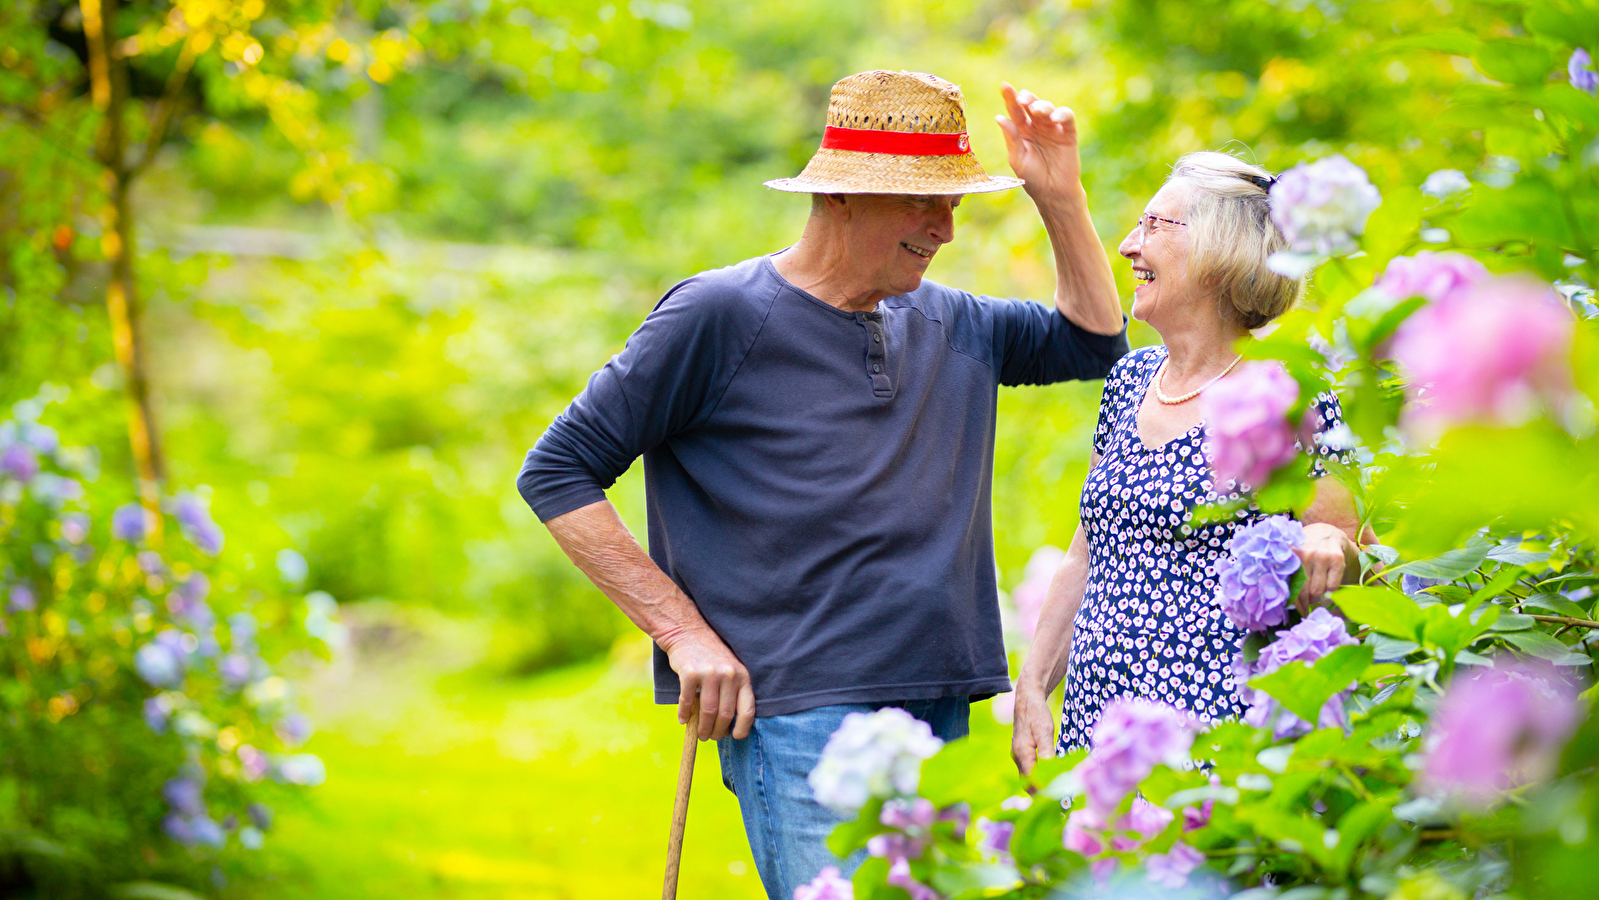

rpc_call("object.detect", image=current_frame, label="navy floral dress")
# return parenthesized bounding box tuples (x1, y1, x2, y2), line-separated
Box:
(1057, 345, 1347, 753)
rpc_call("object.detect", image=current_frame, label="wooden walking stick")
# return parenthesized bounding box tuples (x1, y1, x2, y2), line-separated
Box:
(663, 700, 700, 900)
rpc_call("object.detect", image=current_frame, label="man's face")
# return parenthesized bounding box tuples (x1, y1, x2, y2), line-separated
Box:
(834, 193, 960, 297)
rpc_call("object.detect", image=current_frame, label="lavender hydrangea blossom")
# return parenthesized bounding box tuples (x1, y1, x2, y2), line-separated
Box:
(1571, 48, 1598, 96)
(1267, 155, 1382, 277)
(111, 503, 148, 543)
(808, 707, 944, 815)
(1144, 842, 1205, 889)
(1200, 361, 1301, 491)
(1214, 515, 1305, 632)
(7, 584, 36, 613)
(0, 442, 39, 482)
(173, 493, 225, 556)
(1420, 662, 1581, 808)
(1374, 251, 1490, 306)
(135, 632, 188, 689)
(1077, 699, 1198, 819)
(1234, 608, 1357, 738)
(1420, 169, 1470, 199)
(794, 866, 855, 900)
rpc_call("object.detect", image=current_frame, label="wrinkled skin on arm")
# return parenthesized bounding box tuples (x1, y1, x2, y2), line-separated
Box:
(545, 500, 755, 742)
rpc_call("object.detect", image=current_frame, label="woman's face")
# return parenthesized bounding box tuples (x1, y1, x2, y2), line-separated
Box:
(1119, 181, 1194, 328)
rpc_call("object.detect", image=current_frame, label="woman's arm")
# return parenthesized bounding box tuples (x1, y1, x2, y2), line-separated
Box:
(1296, 475, 1377, 610)
(1012, 520, 1092, 775)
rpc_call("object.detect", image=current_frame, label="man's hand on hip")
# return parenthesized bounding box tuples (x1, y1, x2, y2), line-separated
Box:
(660, 625, 756, 741)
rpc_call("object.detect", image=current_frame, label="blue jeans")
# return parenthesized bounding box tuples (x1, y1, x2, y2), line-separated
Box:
(716, 697, 970, 900)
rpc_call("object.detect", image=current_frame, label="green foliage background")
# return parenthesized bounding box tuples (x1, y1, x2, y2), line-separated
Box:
(3, 0, 1598, 895)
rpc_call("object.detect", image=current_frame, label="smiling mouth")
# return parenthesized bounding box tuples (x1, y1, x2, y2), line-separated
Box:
(1133, 267, 1154, 283)
(902, 242, 934, 259)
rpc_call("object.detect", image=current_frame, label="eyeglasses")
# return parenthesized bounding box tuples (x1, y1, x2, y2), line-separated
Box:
(1133, 212, 1188, 235)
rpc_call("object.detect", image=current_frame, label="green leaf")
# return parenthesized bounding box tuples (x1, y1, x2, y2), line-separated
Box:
(828, 797, 886, 857)
(1474, 38, 1555, 86)
(1466, 566, 1524, 608)
(1249, 645, 1374, 724)
(1331, 801, 1396, 872)
(1332, 586, 1425, 642)
(919, 732, 1019, 809)
(930, 861, 1023, 899)
(1421, 603, 1500, 659)
(1388, 535, 1492, 580)
(1488, 613, 1536, 632)
(1500, 630, 1576, 661)
(1011, 796, 1068, 868)
(1523, 593, 1590, 619)
(112, 885, 211, 900)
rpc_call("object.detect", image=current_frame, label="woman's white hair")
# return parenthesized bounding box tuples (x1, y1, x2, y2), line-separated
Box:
(1167, 151, 1302, 330)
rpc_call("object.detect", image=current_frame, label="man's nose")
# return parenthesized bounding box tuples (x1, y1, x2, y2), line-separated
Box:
(929, 203, 956, 244)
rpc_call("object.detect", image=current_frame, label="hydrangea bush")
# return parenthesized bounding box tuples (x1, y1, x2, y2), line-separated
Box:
(0, 391, 340, 895)
(813, 27, 1599, 900)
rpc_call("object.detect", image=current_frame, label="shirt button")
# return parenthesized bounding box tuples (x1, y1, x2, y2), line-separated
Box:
(873, 334, 881, 343)
(872, 364, 881, 373)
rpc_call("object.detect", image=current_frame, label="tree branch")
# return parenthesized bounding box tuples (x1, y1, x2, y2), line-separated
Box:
(131, 36, 200, 176)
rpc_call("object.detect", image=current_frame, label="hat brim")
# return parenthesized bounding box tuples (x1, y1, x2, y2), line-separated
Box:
(763, 147, 1023, 195)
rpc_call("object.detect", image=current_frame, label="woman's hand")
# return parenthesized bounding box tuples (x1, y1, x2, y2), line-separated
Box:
(1011, 680, 1057, 776)
(1293, 522, 1360, 613)
(996, 84, 1085, 210)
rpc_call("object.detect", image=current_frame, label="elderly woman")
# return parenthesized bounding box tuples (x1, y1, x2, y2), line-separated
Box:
(1010, 148, 1365, 772)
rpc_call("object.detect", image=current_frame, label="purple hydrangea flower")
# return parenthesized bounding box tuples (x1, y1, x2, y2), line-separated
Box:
(238, 745, 271, 782)
(275, 712, 313, 748)
(1110, 797, 1174, 852)
(1401, 574, 1446, 596)
(1267, 155, 1383, 276)
(879, 797, 935, 831)
(162, 813, 197, 845)
(866, 831, 927, 862)
(143, 695, 173, 733)
(0, 443, 38, 482)
(137, 550, 166, 574)
(229, 612, 258, 646)
(1200, 361, 1301, 491)
(794, 866, 854, 900)
(1234, 608, 1357, 738)
(111, 503, 148, 543)
(886, 857, 939, 900)
(134, 641, 186, 689)
(189, 815, 226, 849)
(59, 513, 90, 545)
(22, 423, 58, 455)
(172, 493, 225, 556)
(1374, 251, 1490, 306)
(978, 818, 1014, 856)
(246, 802, 273, 831)
(220, 654, 254, 689)
(1144, 842, 1205, 889)
(1571, 48, 1598, 96)
(162, 776, 205, 816)
(7, 584, 36, 613)
(1420, 662, 1581, 808)
(1215, 515, 1305, 632)
(1077, 699, 1198, 818)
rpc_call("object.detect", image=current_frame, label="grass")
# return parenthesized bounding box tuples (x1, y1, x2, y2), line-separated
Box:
(262, 608, 1019, 899)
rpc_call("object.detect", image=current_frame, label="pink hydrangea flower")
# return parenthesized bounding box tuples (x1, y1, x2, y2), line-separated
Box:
(1110, 797, 1174, 851)
(794, 866, 854, 900)
(1201, 361, 1301, 491)
(1011, 545, 1066, 643)
(1078, 699, 1198, 817)
(1374, 251, 1490, 306)
(1420, 662, 1581, 808)
(1391, 276, 1575, 439)
(1064, 807, 1107, 856)
(885, 857, 941, 900)
(1145, 842, 1206, 889)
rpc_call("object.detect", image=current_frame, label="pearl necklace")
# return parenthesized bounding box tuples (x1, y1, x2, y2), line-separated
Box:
(1153, 354, 1243, 405)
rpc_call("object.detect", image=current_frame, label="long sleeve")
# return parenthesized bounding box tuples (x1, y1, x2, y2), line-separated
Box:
(987, 297, 1130, 387)
(516, 276, 770, 522)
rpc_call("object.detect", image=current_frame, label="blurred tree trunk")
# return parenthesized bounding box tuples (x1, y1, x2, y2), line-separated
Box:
(80, 0, 166, 513)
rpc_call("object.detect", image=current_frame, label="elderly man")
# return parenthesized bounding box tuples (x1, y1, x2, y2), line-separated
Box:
(517, 70, 1127, 898)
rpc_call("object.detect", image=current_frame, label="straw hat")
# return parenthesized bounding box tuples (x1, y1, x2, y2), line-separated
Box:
(765, 70, 1023, 196)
